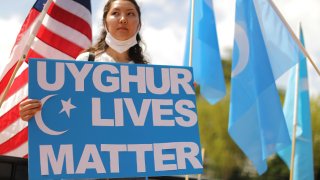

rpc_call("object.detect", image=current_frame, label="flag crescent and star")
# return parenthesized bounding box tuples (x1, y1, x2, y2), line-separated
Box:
(34, 94, 76, 136)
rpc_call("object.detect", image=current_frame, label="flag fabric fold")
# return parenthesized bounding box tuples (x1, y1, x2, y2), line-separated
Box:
(0, 0, 92, 158)
(277, 26, 314, 180)
(184, 0, 226, 105)
(228, 0, 303, 174)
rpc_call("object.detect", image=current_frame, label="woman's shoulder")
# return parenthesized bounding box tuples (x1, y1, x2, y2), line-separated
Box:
(76, 51, 113, 62)
(76, 52, 90, 61)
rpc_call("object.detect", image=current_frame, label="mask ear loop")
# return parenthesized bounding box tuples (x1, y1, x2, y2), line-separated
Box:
(134, 23, 141, 41)
(104, 23, 109, 33)
(137, 23, 141, 32)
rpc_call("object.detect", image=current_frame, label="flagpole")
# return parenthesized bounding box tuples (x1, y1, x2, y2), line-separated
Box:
(0, 0, 53, 109)
(197, 148, 205, 180)
(268, 0, 320, 77)
(289, 63, 300, 180)
(186, 1, 195, 180)
(0, 55, 26, 108)
(188, 0, 195, 67)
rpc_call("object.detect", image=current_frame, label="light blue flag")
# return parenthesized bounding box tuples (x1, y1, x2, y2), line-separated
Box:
(183, 0, 226, 105)
(278, 26, 314, 180)
(229, 0, 303, 174)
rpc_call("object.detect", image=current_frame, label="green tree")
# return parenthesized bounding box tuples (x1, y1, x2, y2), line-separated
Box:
(311, 97, 320, 179)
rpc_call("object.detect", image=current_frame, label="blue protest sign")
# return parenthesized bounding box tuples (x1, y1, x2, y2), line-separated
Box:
(28, 58, 203, 179)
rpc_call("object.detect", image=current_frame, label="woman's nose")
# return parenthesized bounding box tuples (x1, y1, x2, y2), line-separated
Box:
(119, 16, 128, 24)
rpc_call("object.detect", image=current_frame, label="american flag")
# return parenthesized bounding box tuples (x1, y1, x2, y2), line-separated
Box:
(0, 0, 92, 158)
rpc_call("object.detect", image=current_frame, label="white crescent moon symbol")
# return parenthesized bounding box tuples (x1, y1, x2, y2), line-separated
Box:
(34, 94, 68, 135)
(232, 23, 250, 77)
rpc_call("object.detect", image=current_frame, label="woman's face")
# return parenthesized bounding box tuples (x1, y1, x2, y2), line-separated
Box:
(106, 0, 140, 41)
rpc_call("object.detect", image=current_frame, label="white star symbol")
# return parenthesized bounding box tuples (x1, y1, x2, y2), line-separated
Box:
(59, 98, 76, 118)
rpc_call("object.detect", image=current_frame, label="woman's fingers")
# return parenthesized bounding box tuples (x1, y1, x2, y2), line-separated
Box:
(19, 99, 42, 121)
(20, 99, 40, 107)
(20, 106, 41, 121)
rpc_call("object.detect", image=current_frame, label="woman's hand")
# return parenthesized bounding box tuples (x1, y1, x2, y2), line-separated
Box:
(19, 99, 42, 121)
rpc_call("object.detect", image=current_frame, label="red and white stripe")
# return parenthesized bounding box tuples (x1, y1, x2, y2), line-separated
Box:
(0, 0, 92, 158)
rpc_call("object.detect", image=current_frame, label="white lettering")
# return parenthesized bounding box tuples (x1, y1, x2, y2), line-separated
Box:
(154, 143, 177, 171)
(175, 100, 197, 127)
(38, 143, 202, 176)
(92, 98, 197, 127)
(66, 63, 93, 91)
(124, 98, 151, 126)
(93, 64, 119, 92)
(114, 98, 124, 126)
(175, 142, 202, 169)
(37, 62, 197, 95)
(152, 99, 174, 126)
(121, 66, 146, 93)
(92, 98, 115, 126)
(170, 68, 194, 95)
(101, 144, 127, 173)
(38, 61, 65, 91)
(40, 144, 74, 175)
(127, 144, 153, 172)
(76, 144, 106, 174)
(146, 67, 170, 94)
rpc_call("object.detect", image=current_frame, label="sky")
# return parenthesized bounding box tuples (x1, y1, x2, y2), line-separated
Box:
(0, 0, 319, 96)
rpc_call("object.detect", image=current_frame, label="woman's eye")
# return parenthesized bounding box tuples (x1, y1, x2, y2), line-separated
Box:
(111, 11, 119, 15)
(128, 12, 135, 16)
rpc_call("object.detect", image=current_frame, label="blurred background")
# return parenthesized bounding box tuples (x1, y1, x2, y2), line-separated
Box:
(1, 1, 319, 179)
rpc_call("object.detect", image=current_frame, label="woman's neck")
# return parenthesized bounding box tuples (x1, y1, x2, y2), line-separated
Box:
(106, 48, 130, 63)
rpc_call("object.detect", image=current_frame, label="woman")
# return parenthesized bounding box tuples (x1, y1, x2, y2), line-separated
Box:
(20, 1, 151, 179)
(20, 0, 148, 121)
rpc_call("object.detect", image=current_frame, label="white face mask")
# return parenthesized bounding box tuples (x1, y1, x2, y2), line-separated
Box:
(105, 30, 138, 54)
